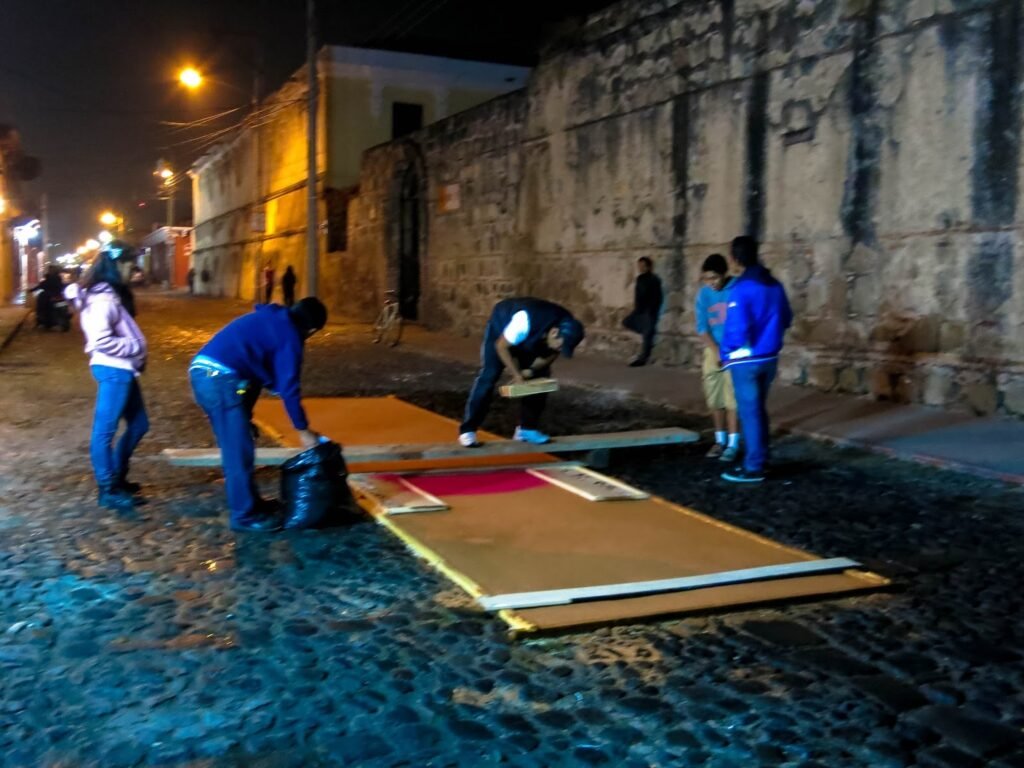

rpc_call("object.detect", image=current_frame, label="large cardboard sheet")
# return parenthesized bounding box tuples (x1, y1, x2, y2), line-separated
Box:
(368, 467, 886, 631)
(257, 397, 886, 631)
(252, 396, 554, 472)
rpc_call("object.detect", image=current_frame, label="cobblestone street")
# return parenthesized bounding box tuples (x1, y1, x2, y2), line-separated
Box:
(1, 293, 1023, 767)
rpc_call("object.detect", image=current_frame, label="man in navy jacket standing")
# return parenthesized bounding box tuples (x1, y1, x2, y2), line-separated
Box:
(718, 236, 792, 484)
(459, 297, 585, 448)
(189, 298, 327, 531)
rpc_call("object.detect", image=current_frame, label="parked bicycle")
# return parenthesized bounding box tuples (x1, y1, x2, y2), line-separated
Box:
(373, 290, 403, 347)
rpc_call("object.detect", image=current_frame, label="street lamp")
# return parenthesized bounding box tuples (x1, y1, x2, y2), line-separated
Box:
(98, 210, 124, 233)
(179, 67, 203, 89)
(85, 238, 100, 251)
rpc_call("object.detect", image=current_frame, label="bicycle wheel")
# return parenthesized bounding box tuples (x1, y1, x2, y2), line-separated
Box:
(381, 306, 403, 347)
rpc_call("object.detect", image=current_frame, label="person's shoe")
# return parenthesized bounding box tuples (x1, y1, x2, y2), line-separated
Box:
(721, 466, 765, 484)
(719, 445, 740, 463)
(98, 486, 137, 512)
(116, 475, 142, 494)
(231, 513, 283, 533)
(458, 431, 480, 448)
(628, 358, 648, 367)
(514, 427, 551, 445)
(705, 443, 725, 459)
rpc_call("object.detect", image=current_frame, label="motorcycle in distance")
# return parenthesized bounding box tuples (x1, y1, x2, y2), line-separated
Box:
(32, 266, 71, 332)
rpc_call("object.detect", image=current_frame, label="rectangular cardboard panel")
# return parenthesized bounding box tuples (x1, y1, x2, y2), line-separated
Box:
(374, 467, 887, 631)
(498, 378, 559, 398)
(528, 466, 650, 501)
(349, 474, 449, 514)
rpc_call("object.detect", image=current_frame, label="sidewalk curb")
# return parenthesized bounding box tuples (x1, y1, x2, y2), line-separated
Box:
(403, 338, 1024, 488)
(0, 309, 30, 353)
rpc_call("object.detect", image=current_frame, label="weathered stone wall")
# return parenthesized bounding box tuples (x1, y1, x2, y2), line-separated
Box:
(346, 0, 1024, 416)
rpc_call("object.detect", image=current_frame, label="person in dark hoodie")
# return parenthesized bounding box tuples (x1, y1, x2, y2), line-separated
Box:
(718, 236, 792, 484)
(458, 297, 585, 448)
(189, 297, 327, 531)
(622, 256, 663, 366)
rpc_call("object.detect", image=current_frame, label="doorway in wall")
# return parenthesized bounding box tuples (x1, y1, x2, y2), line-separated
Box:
(398, 165, 421, 321)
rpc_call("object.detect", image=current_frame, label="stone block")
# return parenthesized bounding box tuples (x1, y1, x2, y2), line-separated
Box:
(848, 675, 929, 713)
(810, 363, 838, 391)
(837, 366, 863, 394)
(1002, 379, 1024, 416)
(907, 706, 1022, 758)
(963, 381, 998, 416)
(923, 368, 956, 407)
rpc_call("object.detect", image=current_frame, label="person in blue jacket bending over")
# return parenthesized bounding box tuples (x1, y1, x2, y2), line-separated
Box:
(718, 236, 792, 484)
(189, 297, 327, 532)
(459, 297, 585, 448)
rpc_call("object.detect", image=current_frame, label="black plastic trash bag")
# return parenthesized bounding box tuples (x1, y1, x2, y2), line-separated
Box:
(280, 441, 355, 529)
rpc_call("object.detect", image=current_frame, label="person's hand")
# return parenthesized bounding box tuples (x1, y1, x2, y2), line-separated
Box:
(510, 371, 527, 385)
(298, 429, 321, 449)
(521, 368, 535, 380)
(709, 344, 721, 369)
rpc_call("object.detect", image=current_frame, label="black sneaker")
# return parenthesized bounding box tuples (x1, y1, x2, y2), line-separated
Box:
(231, 513, 283, 533)
(628, 358, 648, 367)
(721, 466, 765, 484)
(98, 486, 137, 512)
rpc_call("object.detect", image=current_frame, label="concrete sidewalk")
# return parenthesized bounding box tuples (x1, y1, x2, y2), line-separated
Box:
(398, 324, 1024, 485)
(0, 306, 30, 352)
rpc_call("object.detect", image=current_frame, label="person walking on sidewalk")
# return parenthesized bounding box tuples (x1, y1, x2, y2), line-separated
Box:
(719, 236, 792, 484)
(262, 264, 275, 304)
(695, 253, 740, 462)
(189, 298, 326, 532)
(65, 251, 149, 513)
(458, 297, 585, 448)
(281, 266, 297, 308)
(622, 256, 663, 366)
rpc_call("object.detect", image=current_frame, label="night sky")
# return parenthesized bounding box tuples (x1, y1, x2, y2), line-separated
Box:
(0, 0, 613, 253)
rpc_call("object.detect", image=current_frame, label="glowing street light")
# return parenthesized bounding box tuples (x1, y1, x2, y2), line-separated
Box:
(85, 238, 100, 251)
(98, 230, 113, 244)
(179, 67, 203, 89)
(0, 196, 6, 215)
(99, 211, 118, 227)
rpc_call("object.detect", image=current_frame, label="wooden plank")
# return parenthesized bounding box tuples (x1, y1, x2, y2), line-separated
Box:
(349, 474, 449, 515)
(477, 557, 863, 611)
(498, 378, 559, 398)
(527, 466, 650, 501)
(162, 427, 699, 467)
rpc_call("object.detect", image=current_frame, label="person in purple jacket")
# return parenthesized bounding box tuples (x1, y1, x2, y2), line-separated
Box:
(65, 251, 149, 513)
(718, 236, 792, 484)
(189, 298, 326, 532)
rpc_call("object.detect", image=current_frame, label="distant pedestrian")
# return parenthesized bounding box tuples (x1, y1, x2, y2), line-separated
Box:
(189, 297, 327, 532)
(281, 266, 297, 308)
(622, 256, 663, 366)
(187, 267, 195, 295)
(719, 236, 792, 484)
(458, 297, 585, 448)
(64, 251, 149, 512)
(696, 254, 740, 462)
(263, 264, 275, 304)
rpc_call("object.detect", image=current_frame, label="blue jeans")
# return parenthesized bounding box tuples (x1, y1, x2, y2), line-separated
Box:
(460, 318, 550, 433)
(90, 365, 149, 488)
(190, 368, 262, 523)
(729, 359, 777, 473)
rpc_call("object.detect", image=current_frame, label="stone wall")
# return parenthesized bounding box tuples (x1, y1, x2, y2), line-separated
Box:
(343, 0, 1024, 417)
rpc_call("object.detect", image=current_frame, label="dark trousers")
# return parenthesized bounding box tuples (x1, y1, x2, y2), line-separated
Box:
(460, 319, 550, 433)
(283, 286, 295, 307)
(729, 359, 777, 472)
(264, 284, 274, 304)
(623, 310, 657, 361)
(190, 368, 263, 523)
(90, 365, 149, 488)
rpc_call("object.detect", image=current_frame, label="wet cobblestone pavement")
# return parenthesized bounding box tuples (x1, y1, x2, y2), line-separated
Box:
(1, 294, 1023, 767)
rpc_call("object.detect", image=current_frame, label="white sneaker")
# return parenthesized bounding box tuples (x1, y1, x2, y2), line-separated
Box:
(458, 431, 480, 448)
(513, 427, 551, 445)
